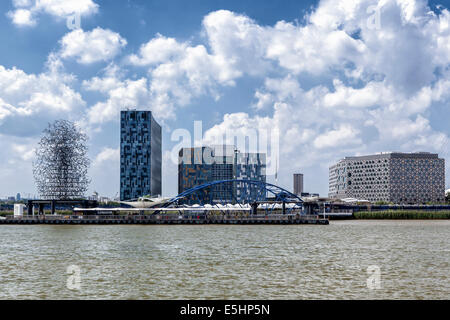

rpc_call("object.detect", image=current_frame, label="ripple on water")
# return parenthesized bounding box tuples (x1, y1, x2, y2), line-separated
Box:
(0, 221, 448, 299)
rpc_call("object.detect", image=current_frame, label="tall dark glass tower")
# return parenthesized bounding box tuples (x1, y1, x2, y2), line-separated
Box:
(120, 110, 161, 200)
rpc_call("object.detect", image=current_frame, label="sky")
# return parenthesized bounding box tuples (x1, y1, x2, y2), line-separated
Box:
(0, 0, 449, 199)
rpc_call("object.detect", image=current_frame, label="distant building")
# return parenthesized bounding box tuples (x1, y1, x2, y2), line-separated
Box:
(88, 191, 99, 201)
(120, 110, 162, 201)
(300, 192, 320, 198)
(293, 174, 304, 195)
(99, 196, 110, 203)
(178, 145, 266, 204)
(88, 192, 110, 203)
(16, 193, 21, 201)
(329, 152, 445, 204)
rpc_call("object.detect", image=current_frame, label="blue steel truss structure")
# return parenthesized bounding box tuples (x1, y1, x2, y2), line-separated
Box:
(163, 179, 304, 214)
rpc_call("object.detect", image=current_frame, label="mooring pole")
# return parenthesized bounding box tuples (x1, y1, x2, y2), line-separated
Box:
(251, 202, 258, 215)
(27, 200, 32, 216)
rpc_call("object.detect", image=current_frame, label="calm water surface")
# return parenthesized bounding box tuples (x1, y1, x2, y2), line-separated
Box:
(0, 220, 448, 299)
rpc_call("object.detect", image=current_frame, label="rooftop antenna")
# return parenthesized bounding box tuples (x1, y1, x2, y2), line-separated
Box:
(275, 155, 278, 183)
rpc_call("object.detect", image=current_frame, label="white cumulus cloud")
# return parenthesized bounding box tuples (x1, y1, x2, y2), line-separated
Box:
(12, 1, 447, 195)
(59, 28, 127, 64)
(0, 56, 86, 137)
(93, 147, 119, 166)
(8, 0, 99, 27)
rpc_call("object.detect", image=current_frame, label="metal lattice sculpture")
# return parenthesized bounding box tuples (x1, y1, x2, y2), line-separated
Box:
(33, 120, 91, 200)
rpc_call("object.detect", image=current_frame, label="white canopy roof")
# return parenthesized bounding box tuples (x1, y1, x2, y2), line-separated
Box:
(340, 198, 370, 203)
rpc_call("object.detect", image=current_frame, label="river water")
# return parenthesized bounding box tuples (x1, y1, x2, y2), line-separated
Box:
(0, 220, 448, 300)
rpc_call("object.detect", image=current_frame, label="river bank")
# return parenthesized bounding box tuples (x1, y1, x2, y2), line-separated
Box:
(2, 210, 450, 220)
(354, 210, 450, 219)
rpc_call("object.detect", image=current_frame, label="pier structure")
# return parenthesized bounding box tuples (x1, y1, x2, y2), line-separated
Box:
(0, 213, 329, 225)
(0, 180, 330, 225)
(162, 179, 304, 215)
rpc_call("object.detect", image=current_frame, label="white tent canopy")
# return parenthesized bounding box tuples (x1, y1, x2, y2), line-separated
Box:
(340, 198, 370, 203)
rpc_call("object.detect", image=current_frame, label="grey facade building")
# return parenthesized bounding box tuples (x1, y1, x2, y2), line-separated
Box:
(329, 152, 445, 204)
(178, 146, 213, 196)
(211, 145, 236, 202)
(178, 145, 266, 204)
(120, 110, 161, 201)
(293, 174, 304, 195)
(235, 152, 266, 202)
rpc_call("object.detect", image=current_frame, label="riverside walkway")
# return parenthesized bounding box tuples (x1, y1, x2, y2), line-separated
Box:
(0, 214, 329, 225)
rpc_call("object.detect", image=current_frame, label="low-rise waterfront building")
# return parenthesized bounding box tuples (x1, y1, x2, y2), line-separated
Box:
(329, 152, 445, 204)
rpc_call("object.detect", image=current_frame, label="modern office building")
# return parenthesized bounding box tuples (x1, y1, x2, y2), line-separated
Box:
(211, 145, 235, 202)
(178, 146, 215, 195)
(329, 152, 445, 204)
(293, 174, 304, 195)
(235, 152, 267, 202)
(178, 145, 266, 204)
(120, 110, 162, 201)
